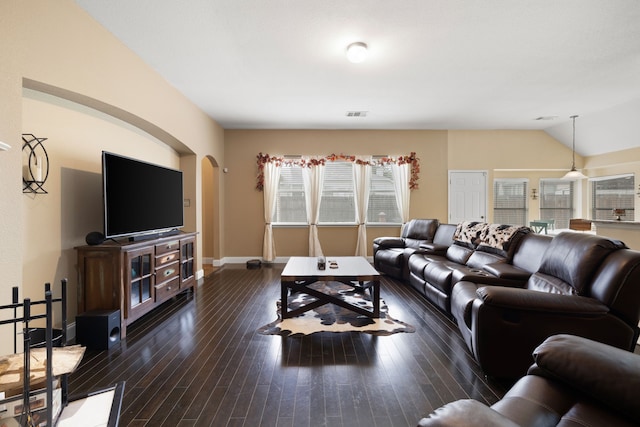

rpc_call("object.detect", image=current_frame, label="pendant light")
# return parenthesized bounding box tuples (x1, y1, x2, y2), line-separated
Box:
(562, 115, 588, 180)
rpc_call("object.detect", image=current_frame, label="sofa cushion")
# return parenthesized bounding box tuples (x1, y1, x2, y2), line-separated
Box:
(374, 247, 404, 267)
(536, 232, 621, 294)
(423, 262, 455, 294)
(402, 219, 438, 248)
(510, 233, 552, 273)
(466, 250, 505, 269)
(433, 223, 457, 246)
(530, 334, 640, 424)
(526, 272, 577, 295)
(446, 244, 473, 264)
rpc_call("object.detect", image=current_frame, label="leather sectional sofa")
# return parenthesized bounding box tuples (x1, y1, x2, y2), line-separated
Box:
(373, 219, 640, 379)
(418, 334, 640, 427)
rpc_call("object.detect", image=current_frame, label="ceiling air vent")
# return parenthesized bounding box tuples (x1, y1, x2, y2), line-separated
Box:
(534, 116, 558, 121)
(346, 111, 368, 117)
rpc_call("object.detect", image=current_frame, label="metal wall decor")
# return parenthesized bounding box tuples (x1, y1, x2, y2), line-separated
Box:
(22, 133, 49, 194)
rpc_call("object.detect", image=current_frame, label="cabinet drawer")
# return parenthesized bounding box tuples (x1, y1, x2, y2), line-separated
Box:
(156, 251, 179, 267)
(156, 240, 180, 255)
(155, 276, 180, 302)
(156, 262, 179, 283)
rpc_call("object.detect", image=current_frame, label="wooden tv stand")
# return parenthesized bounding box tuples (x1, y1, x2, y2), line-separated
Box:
(76, 232, 197, 338)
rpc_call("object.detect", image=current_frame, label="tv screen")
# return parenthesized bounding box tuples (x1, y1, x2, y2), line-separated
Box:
(102, 151, 184, 239)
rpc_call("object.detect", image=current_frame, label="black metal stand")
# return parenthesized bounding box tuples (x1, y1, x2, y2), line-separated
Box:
(0, 280, 68, 426)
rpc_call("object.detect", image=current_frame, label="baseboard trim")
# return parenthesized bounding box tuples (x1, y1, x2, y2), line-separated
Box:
(208, 256, 374, 266)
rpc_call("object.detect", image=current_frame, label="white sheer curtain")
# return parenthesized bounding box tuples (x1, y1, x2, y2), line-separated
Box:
(392, 162, 411, 235)
(302, 161, 325, 256)
(262, 161, 280, 262)
(353, 159, 371, 256)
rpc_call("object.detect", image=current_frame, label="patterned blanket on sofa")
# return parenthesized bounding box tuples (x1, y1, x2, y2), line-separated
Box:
(454, 221, 530, 254)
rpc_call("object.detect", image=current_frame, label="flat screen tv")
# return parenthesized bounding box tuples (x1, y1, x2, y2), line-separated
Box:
(102, 151, 184, 239)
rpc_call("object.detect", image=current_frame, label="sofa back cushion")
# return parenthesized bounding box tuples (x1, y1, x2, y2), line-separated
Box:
(402, 219, 439, 248)
(533, 232, 622, 294)
(446, 244, 474, 265)
(433, 223, 457, 246)
(466, 250, 505, 269)
(511, 233, 552, 274)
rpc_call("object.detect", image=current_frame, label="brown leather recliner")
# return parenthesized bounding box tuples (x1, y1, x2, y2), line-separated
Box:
(452, 232, 640, 379)
(373, 219, 439, 280)
(417, 334, 640, 427)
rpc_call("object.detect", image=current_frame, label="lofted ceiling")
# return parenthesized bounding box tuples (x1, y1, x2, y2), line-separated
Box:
(74, 0, 640, 157)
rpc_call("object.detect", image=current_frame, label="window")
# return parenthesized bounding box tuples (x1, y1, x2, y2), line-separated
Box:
(272, 164, 306, 224)
(493, 179, 527, 226)
(319, 162, 356, 224)
(271, 156, 403, 225)
(367, 162, 401, 224)
(539, 179, 574, 229)
(591, 174, 635, 220)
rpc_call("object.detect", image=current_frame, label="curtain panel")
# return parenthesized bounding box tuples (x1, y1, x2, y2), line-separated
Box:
(302, 159, 325, 256)
(353, 158, 371, 256)
(261, 161, 280, 262)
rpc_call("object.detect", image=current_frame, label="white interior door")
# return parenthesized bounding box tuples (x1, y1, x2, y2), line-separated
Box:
(448, 171, 487, 224)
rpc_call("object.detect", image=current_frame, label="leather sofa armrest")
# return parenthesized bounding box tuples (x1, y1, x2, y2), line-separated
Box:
(417, 399, 519, 427)
(373, 237, 405, 249)
(530, 334, 640, 424)
(483, 262, 530, 283)
(418, 242, 449, 255)
(476, 286, 609, 315)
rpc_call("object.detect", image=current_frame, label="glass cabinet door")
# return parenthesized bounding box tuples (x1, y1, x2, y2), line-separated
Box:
(180, 238, 195, 288)
(127, 248, 154, 317)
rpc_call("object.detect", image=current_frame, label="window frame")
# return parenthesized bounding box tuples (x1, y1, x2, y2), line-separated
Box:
(271, 160, 307, 226)
(493, 178, 529, 226)
(590, 174, 635, 221)
(367, 158, 402, 225)
(538, 178, 574, 229)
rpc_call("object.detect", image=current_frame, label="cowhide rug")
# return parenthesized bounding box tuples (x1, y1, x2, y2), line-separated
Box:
(258, 282, 415, 337)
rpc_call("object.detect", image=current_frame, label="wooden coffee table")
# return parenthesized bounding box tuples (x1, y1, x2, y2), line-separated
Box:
(280, 256, 381, 319)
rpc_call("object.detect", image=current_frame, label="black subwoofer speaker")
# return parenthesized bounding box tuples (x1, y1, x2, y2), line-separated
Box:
(76, 309, 121, 350)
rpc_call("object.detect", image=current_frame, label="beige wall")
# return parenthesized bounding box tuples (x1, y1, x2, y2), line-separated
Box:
(223, 129, 585, 259)
(223, 130, 449, 258)
(0, 0, 224, 355)
(22, 89, 183, 326)
(0, 2, 25, 353)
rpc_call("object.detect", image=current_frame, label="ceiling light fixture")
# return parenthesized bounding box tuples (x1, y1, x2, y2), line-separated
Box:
(346, 42, 368, 63)
(562, 115, 588, 180)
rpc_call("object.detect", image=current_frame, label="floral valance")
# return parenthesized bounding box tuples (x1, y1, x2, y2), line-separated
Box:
(256, 152, 420, 191)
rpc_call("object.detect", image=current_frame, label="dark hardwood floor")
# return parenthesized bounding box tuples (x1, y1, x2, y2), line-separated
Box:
(69, 263, 511, 427)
